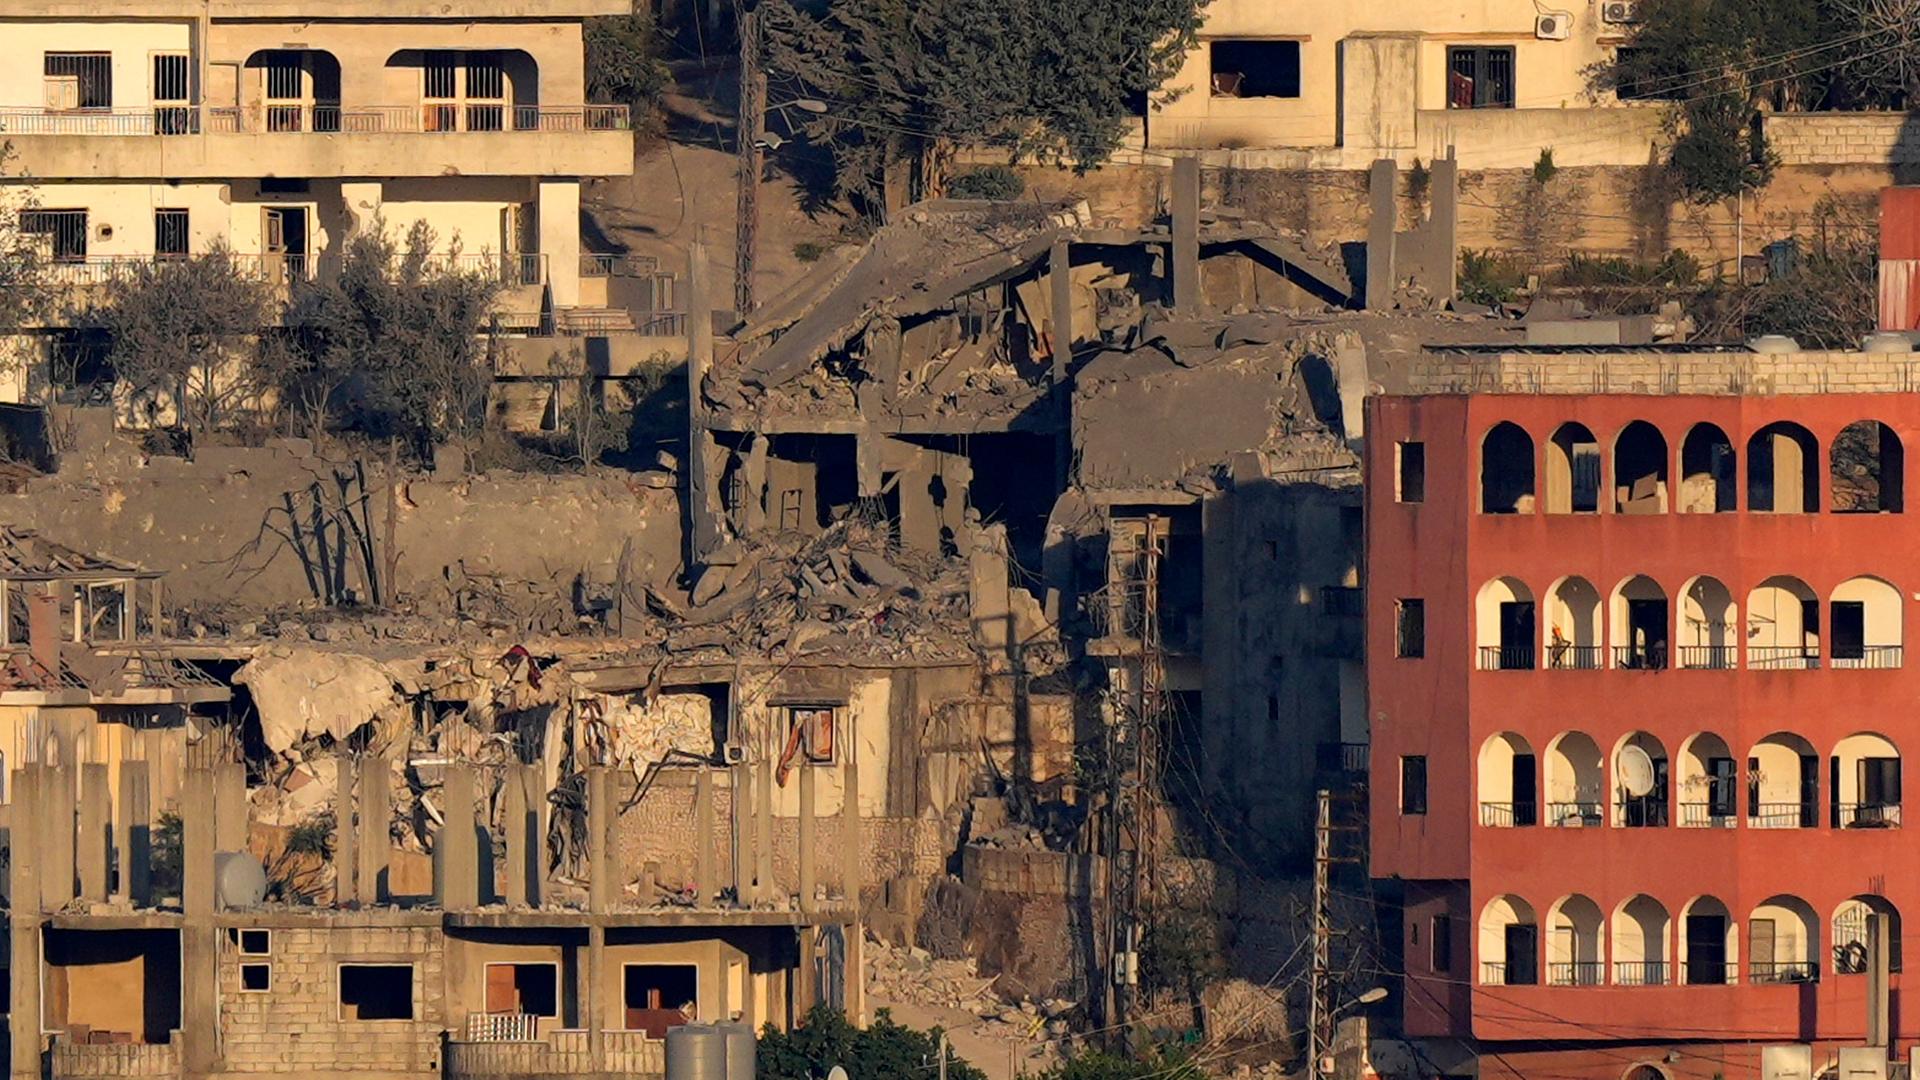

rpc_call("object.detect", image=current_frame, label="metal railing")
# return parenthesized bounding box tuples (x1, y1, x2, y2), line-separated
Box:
(1613, 644, 1668, 669)
(581, 252, 661, 277)
(1748, 802, 1815, 829)
(0, 106, 197, 135)
(1618, 799, 1670, 828)
(416, 252, 547, 287)
(6, 102, 630, 136)
(1314, 741, 1369, 775)
(1838, 802, 1902, 828)
(1548, 960, 1604, 986)
(1831, 645, 1903, 670)
(1546, 644, 1602, 670)
(1546, 800, 1604, 827)
(465, 1012, 540, 1042)
(1748, 645, 1820, 670)
(1477, 644, 1535, 670)
(1613, 960, 1668, 986)
(1678, 801, 1738, 828)
(1480, 960, 1535, 986)
(1750, 960, 1818, 984)
(1479, 801, 1537, 827)
(40, 253, 315, 285)
(1676, 644, 1736, 670)
(1684, 961, 1738, 986)
(634, 312, 689, 336)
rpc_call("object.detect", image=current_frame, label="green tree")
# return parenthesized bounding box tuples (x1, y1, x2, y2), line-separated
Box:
(586, 6, 670, 130)
(763, 0, 1206, 212)
(0, 143, 49, 338)
(758, 1006, 986, 1080)
(89, 246, 276, 436)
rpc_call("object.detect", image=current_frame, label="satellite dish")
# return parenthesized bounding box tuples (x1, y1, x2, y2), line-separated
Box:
(828, 1067, 850, 1080)
(1618, 745, 1656, 797)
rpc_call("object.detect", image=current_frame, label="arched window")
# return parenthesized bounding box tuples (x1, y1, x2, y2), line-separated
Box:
(1609, 575, 1668, 669)
(1747, 732, 1818, 829)
(1546, 895, 1605, 985)
(1611, 895, 1671, 985)
(1833, 895, 1902, 974)
(1479, 895, 1539, 985)
(1613, 732, 1669, 827)
(1545, 576, 1601, 670)
(1613, 421, 1669, 513)
(1679, 423, 1735, 513)
(1544, 732, 1604, 827)
(1680, 896, 1737, 984)
(1547, 422, 1600, 513)
(1749, 895, 1818, 983)
(1746, 576, 1819, 669)
(1832, 732, 1901, 828)
(1478, 733, 1537, 826)
(1747, 422, 1819, 513)
(1676, 732, 1736, 828)
(1832, 420, 1903, 513)
(1676, 575, 1735, 669)
(1830, 575, 1903, 669)
(1481, 422, 1535, 514)
(1476, 577, 1536, 670)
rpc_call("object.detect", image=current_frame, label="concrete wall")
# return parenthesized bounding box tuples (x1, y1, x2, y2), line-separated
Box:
(1769, 112, 1920, 166)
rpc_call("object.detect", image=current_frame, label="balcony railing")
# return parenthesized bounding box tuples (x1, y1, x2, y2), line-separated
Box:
(1480, 960, 1536, 986)
(1750, 960, 1818, 984)
(1479, 801, 1537, 827)
(581, 253, 661, 277)
(1831, 645, 1903, 670)
(1838, 802, 1902, 828)
(1614, 960, 1668, 986)
(1617, 799, 1670, 828)
(1477, 644, 1535, 670)
(1676, 644, 1736, 670)
(51, 1038, 180, 1079)
(1315, 741, 1369, 776)
(1545, 800, 1603, 827)
(445, 1029, 664, 1079)
(40, 253, 314, 285)
(1613, 644, 1668, 670)
(1684, 961, 1738, 986)
(1748, 645, 1819, 670)
(417, 252, 548, 286)
(1678, 801, 1737, 828)
(1548, 960, 1604, 986)
(1546, 644, 1602, 670)
(6, 103, 630, 136)
(1748, 802, 1816, 829)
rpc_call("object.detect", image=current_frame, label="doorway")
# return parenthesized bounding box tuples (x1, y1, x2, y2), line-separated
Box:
(264, 207, 309, 285)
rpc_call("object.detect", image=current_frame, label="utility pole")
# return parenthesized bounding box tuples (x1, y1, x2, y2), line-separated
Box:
(1104, 516, 1166, 1044)
(1309, 789, 1332, 1073)
(733, 0, 766, 318)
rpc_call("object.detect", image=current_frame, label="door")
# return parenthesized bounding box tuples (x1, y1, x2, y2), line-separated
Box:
(1749, 917, 1777, 980)
(1708, 757, 1737, 820)
(1861, 757, 1901, 823)
(264, 207, 309, 285)
(1685, 914, 1728, 984)
(1800, 754, 1821, 827)
(1627, 598, 1669, 665)
(1833, 600, 1866, 661)
(1498, 601, 1535, 668)
(485, 964, 518, 1013)
(1511, 752, 1537, 825)
(1504, 924, 1538, 985)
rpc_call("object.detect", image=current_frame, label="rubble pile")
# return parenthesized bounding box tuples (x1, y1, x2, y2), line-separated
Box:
(865, 940, 1075, 1039)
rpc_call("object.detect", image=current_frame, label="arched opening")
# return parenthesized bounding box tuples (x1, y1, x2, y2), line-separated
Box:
(1747, 732, 1819, 829)
(1749, 895, 1819, 983)
(1476, 577, 1536, 670)
(1747, 421, 1819, 513)
(1609, 575, 1668, 669)
(1478, 733, 1537, 826)
(243, 50, 343, 132)
(1612, 732, 1669, 827)
(1746, 576, 1820, 669)
(1547, 895, 1606, 985)
(1677, 732, 1737, 828)
(1679, 423, 1736, 513)
(1545, 576, 1602, 670)
(1481, 422, 1535, 514)
(386, 49, 542, 132)
(1479, 895, 1539, 985)
(1677, 575, 1736, 669)
(1832, 732, 1901, 828)
(1830, 575, 1903, 669)
(1624, 1066, 1672, 1080)
(1547, 422, 1601, 514)
(1613, 421, 1670, 513)
(1611, 895, 1671, 985)
(1680, 896, 1737, 984)
(1833, 896, 1902, 975)
(1832, 420, 1903, 513)
(1544, 732, 1604, 827)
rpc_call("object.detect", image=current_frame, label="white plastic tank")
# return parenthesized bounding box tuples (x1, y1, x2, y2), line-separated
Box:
(1862, 332, 1916, 353)
(665, 1024, 728, 1080)
(717, 1022, 755, 1080)
(1747, 335, 1801, 354)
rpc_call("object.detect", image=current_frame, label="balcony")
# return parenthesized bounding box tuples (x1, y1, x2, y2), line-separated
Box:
(38, 252, 546, 290)
(1477, 644, 1534, 671)
(1, 104, 634, 180)
(1547, 960, 1604, 986)
(445, 1028, 664, 1080)
(1612, 960, 1668, 986)
(51, 1039, 179, 1080)
(1750, 961, 1818, 984)
(1479, 801, 1536, 827)
(1675, 644, 1735, 670)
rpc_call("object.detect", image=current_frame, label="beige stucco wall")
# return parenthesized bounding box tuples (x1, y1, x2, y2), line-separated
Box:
(0, 22, 195, 113)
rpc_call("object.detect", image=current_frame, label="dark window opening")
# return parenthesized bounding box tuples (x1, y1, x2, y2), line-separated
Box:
(1481, 422, 1535, 514)
(152, 55, 192, 134)
(1503, 924, 1539, 985)
(1396, 598, 1425, 658)
(623, 964, 697, 1038)
(1833, 421, 1905, 513)
(1397, 442, 1426, 503)
(1448, 47, 1515, 109)
(1431, 914, 1453, 973)
(22, 209, 89, 262)
(155, 209, 189, 259)
(485, 963, 558, 1018)
(238, 929, 270, 956)
(45, 53, 112, 110)
(1833, 601, 1865, 661)
(1210, 40, 1301, 98)
(1401, 756, 1428, 815)
(241, 963, 270, 992)
(339, 964, 414, 1021)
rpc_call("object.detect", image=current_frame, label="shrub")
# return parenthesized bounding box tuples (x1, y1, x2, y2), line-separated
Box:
(947, 165, 1027, 201)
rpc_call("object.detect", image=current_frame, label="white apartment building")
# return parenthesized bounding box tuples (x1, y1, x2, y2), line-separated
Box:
(0, 0, 642, 396)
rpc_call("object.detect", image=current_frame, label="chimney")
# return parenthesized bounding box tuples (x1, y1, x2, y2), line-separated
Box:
(27, 591, 62, 677)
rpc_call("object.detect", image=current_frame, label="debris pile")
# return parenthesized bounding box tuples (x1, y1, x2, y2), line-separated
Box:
(864, 940, 1075, 1039)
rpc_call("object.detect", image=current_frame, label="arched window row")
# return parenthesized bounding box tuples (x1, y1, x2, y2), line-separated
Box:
(1474, 574, 1904, 672)
(1479, 419, 1904, 516)
(1477, 730, 1902, 832)
(1476, 891, 1898, 987)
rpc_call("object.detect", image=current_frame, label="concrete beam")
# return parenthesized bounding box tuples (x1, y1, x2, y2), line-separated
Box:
(78, 763, 109, 903)
(439, 764, 479, 912)
(359, 756, 390, 904)
(1172, 157, 1201, 316)
(117, 762, 152, 907)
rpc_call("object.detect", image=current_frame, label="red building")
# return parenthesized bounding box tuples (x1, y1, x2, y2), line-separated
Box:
(1366, 348, 1920, 1080)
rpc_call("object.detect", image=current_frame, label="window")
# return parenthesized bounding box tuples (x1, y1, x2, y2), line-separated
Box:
(155, 209, 189, 259)
(1321, 586, 1365, 617)
(241, 964, 271, 991)
(1431, 915, 1453, 973)
(21, 210, 88, 263)
(1401, 756, 1429, 814)
(485, 962, 559, 1018)
(1397, 442, 1426, 503)
(263, 51, 307, 132)
(152, 54, 192, 134)
(238, 929, 270, 956)
(45, 53, 111, 110)
(776, 705, 837, 782)
(623, 964, 698, 1038)
(1832, 600, 1865, 661)
(1395, 599, 1425, 658)
(465, 52, 506, 131)
(339, 964, 414, 1021)
(1209, 40, 1301, 98)
(1447, 47, 1515, 109)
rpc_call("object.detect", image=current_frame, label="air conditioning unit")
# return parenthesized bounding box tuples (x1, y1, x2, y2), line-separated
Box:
(1602, 0, 1642, 22)
(1535, 11, 1573, 39)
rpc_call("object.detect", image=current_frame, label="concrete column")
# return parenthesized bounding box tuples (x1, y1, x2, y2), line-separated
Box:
(10, 768, 42, 1080)
(755, 755, 773, 902)
(78, 763, 109, 902)
(695, 766, 716, 904)
(504, 765, 530, 908)
(335, 753, 359, 908)
(587, 923, 607, 1071)
(359, 756, 390, 904)
(39, 763, 74, 912)
(440, 764, 479, 911)
(732, 762, 754, 903)
(839, 760, 861, 903)
(523, 765, 544, 908)
(1365, 159, 1398, 310)
(215, 761, 247, 852)
(183, 765, 215, 916)
(1172, 156, 1201, 316)
(118, 761, 151, 906)
(538, 179, 583, 308)
(587, 766, 611, 914)
(181, 762, 218, 1072)
(797, 764, 815, 912)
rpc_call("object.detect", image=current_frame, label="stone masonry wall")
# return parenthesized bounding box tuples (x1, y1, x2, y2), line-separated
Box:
(1399, 350, 1920, 397)
(1769, 113, 1920, 166)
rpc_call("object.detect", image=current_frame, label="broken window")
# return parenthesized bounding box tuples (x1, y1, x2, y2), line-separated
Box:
(1679, 423, 1736, 514)
(1447, 47, 1515, 109)
(1395, 599, 1425, 658)
(1209, 40, 1301, 98)
(623, 964, 697, 1037)
(1747, 421, 1818, 513)
(485, 962, 559, 1018)
(4, 584, 27, 646)
(1401, 756, 1428, 815)
(1547, 423, 1600, 513)
(1613, 420, 1670, 514)
(82, 582, 127, 642)
(44, 53, 111, 110)
(1832, 420, 1904, 513)
(1431, 915, 1453, 973)
(1396, 442, 1425, 503)
(339, 964, 414, 1021)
